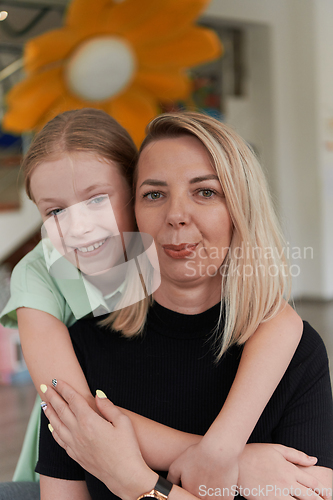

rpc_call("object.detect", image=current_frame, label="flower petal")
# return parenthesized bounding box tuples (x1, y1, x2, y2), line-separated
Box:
(107, 87, 157, 146)
(126, 0, 210, 45)
(66, 0, 112, 29)
(35, 94, 102, 130)
(3, 68, 65, 133)
(25, 29, 81, 74)
(100, 0, 160, 35)
(134, 70, 191, 101)
(137, 26, 223, 69)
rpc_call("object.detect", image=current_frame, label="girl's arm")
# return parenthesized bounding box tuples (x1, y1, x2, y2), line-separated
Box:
(166, 303, 303, 496)
(17, 307, 199, 469)
(17, 308, 95, 404)
(204, 302, 303, 452)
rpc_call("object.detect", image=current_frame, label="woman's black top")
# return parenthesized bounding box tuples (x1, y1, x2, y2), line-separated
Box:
(36, 301, 333, 499)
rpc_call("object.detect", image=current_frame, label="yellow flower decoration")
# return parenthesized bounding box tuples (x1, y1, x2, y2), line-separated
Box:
(3, 0, 222, 145)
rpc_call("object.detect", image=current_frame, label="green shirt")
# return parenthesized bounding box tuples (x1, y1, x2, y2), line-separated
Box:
(0, 239, 124, 329)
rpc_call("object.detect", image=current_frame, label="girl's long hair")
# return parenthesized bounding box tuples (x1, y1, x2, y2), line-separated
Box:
(23, 108, 151, 335)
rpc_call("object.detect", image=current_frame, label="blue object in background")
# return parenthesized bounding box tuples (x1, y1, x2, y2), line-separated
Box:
(0, 131, 22, 150)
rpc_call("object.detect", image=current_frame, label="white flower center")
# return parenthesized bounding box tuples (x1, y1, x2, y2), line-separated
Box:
(66, 36, 136, 101)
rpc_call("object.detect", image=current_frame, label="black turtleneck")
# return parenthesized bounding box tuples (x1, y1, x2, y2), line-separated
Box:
(36, 302, 333, 500)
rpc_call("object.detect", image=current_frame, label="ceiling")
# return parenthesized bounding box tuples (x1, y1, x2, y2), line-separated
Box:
(0, 0, 67, 11)
(0, 0, 67, 91)
(0, 0, 66, 43)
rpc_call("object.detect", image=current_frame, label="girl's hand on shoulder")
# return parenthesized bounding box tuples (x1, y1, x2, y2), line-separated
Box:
(41, 380, 157, 500)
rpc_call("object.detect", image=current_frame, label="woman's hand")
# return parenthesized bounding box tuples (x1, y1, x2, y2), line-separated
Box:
(238, 443, 329, 500)
(41, 380, 158, 500)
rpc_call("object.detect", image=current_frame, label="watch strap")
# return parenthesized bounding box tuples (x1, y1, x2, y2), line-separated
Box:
(137, 475, 173, 500)
(154, 477, 173, 498)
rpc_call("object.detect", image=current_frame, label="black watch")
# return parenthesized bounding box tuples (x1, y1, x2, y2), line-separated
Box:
(137, 476, 173, 500)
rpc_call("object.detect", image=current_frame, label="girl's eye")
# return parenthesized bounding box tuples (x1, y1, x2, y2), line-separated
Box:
(48, 208, 66, 217)
(88, 195, 108, 205)
(199, 189, 215, 198)
(143, 191, 163, 201)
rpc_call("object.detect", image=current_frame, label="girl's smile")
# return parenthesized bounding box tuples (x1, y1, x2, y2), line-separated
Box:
(75, 237, 108, 254)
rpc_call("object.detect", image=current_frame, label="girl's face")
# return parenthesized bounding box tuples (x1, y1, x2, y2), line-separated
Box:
(135, 135, 233, 289)
(30, 152, 135, 275)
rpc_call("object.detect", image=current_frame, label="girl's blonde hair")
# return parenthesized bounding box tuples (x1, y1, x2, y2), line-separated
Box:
(23, 108, 137, 201)
(136, 111, 291, 359)
(23, 108, 151, 336)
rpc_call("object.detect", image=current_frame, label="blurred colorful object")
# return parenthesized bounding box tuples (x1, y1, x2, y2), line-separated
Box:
(2, 0, 222, 145)
(0, 132, 23, 211)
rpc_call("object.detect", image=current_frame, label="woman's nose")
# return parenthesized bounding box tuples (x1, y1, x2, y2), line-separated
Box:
(165, 196, 190, 227)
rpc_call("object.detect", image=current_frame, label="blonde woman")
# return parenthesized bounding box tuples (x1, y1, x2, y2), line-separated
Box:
(36, 113, 333, 499)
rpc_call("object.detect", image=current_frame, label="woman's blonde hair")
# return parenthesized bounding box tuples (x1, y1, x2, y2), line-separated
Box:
(23, 108, 151, 336)
(137, 111, 291, 359)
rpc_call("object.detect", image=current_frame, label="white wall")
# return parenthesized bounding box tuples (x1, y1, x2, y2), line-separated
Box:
(314, 0, 333, 297)
(205, 0, 333, 299)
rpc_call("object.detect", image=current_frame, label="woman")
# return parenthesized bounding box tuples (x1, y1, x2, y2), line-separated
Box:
(37, 112, 333, 499)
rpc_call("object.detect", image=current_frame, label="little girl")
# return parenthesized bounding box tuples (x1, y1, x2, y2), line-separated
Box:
(0, 109, 303, 493)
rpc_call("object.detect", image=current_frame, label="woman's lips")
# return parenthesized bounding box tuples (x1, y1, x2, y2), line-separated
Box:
(162, 243, 198, 259)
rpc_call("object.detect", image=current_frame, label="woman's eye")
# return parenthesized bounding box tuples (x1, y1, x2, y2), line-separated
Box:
(199, 189, 215, 198)
(48, 208, 66, 217)
(143, 191, 163, 201)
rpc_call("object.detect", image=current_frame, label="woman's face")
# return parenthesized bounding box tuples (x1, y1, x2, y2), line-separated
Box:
(135, 135, 233, 289)
(30, 151, 135, 276)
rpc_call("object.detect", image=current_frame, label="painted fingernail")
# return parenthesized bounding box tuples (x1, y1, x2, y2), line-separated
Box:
(52, 379, 57, 388)
(40, 384, 47, 394)
(96, 389, 107, 399)
(41, 401, 47, 411)
(48, 424, 54, 433)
